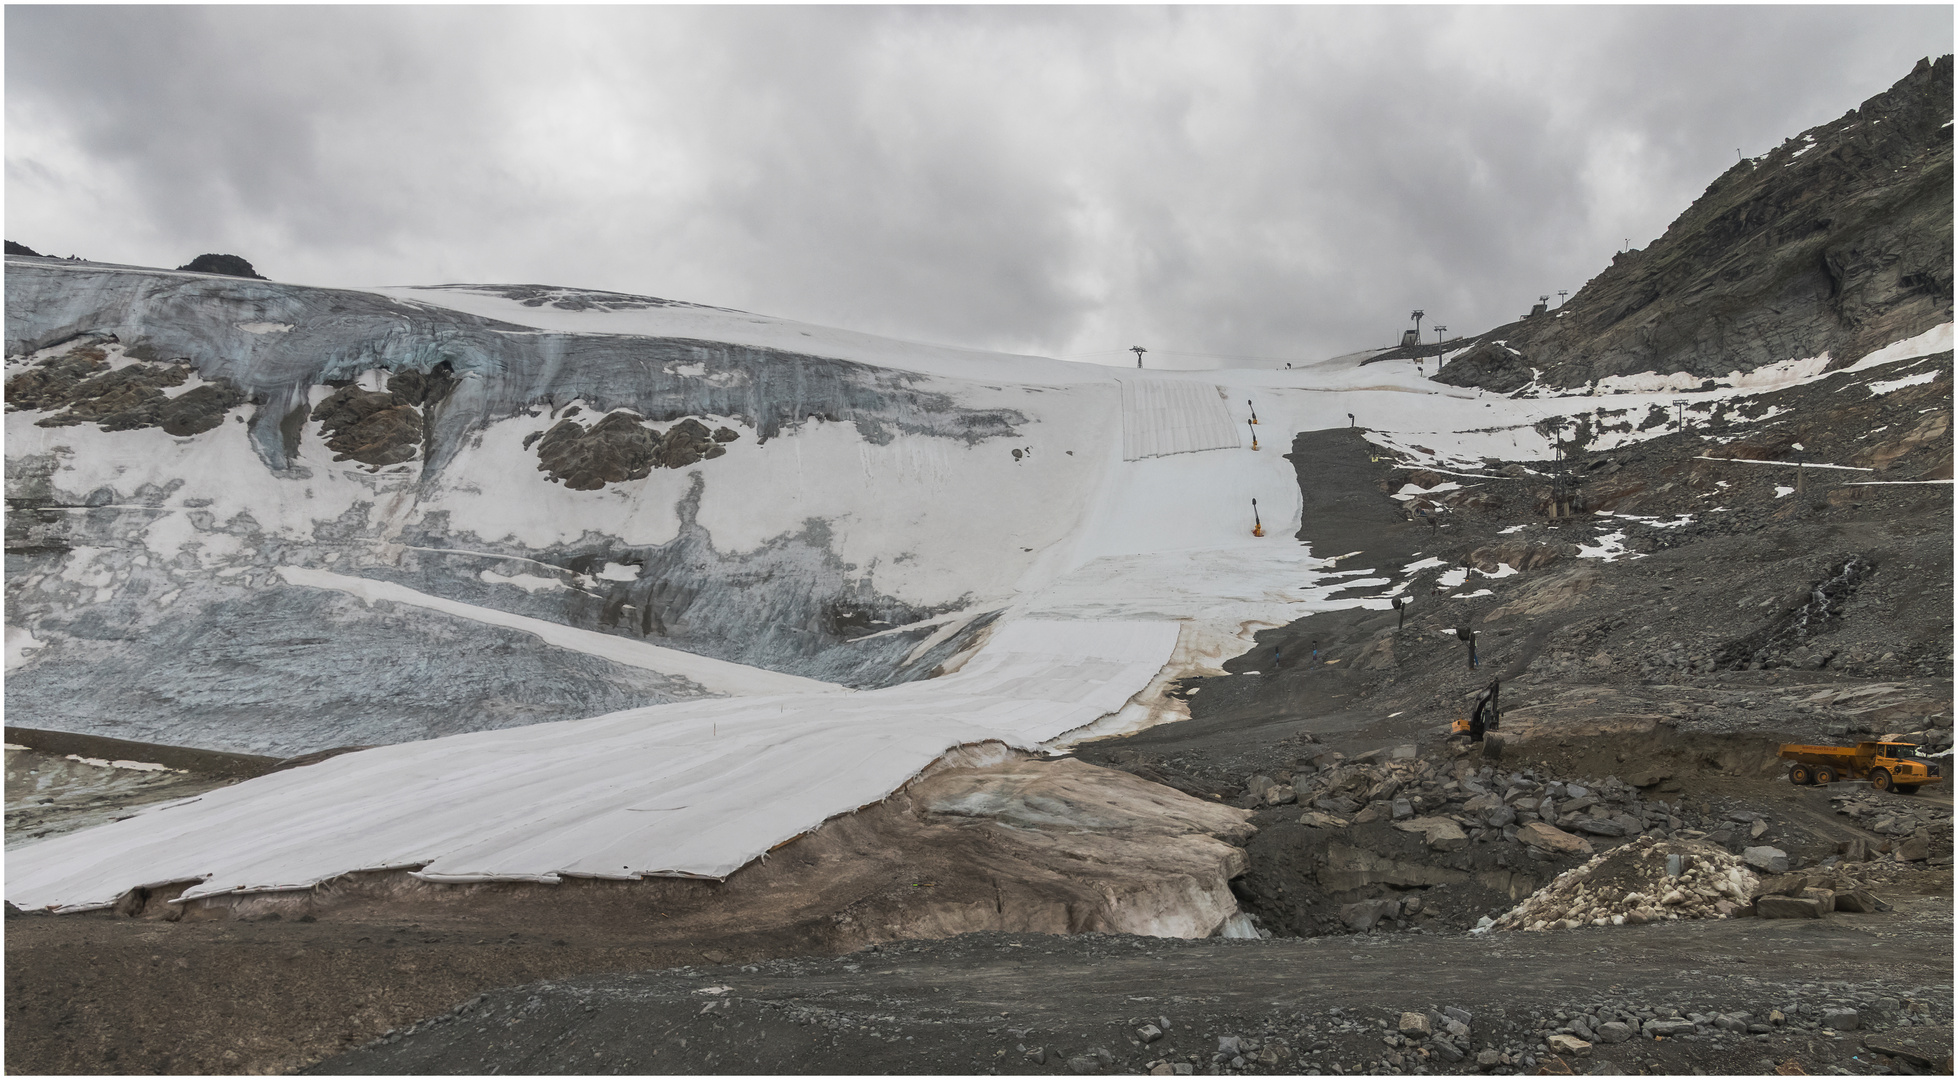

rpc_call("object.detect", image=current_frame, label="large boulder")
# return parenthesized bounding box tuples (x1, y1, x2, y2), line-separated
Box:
(1516, 822, 1593, 856)
(1338, 899, 1399, 932)
(1756, 895, 1825, 919)
(1743, 846, 1790, 873)
(1394, 816, 1469, 852)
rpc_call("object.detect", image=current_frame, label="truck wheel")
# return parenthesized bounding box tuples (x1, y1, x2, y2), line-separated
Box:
(1814, 766, 1838, 785)
(1896, 785, 1921, 795)
(1870, 768, 1893, 793)
(1789, 764, 1813, 785)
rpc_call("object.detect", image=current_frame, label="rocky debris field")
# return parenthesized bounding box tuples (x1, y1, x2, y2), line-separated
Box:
(1091, 732, 1953, 944)
(304, 907, 1952, 1077)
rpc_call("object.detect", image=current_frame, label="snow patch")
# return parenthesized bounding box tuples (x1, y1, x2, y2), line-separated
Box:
(1866, 371, 1940, 396)
(478, 569, 566, 594)
(1575, 532, 1641, 562)
(6, 625, 47, 670)
(64, 755, 184, 774)
(1844, 323, 1954, 373)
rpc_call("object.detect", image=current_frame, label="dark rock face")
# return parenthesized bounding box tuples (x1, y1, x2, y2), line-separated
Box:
(655, 417, 726, 469)
(156, 384, 251, 436)
(310, 386, 422, 465)
(5, 341, 249, 435)
(5, 240, 42, 257)
(1439, 340, 1533, 393)
(534, 412, 734, 489)
(305, 366, 464, 465)
(535, 412, 659, 489)
(176, 253, 267, 280)
(1434, 55, 1953, 391)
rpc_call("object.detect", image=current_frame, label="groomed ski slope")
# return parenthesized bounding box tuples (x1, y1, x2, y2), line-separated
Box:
(6, 277, 1948, 915)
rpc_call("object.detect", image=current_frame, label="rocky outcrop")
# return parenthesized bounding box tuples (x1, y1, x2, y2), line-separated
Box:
(1438, 340, 1533, 393)
(310, 386, 423, 465)
(1433, 56, 1953, 391)
(175, 253, 266, 280)
(5, 340, 250, 436)
(532, 412, 737, 489)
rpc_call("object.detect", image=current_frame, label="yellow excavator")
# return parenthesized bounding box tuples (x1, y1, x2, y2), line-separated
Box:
(1450, 678, 1501, 743)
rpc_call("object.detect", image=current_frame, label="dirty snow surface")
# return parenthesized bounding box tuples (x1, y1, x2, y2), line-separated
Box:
(5, 259, 1950, 912)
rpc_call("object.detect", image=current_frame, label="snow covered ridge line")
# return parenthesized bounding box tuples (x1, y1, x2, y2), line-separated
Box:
(276, 567, 844, 697)
(3, 620, 1180, 913)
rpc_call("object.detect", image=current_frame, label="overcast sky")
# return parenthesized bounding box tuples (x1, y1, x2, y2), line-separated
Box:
(6, 6, 1951, 368)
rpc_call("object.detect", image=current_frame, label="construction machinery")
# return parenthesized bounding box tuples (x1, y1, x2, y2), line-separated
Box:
(1779, 741, 1944, 794)
(1449, 679, 1501, 742)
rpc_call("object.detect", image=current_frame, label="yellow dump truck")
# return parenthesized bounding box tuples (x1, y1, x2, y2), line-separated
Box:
(1780, 741, 1944, 794)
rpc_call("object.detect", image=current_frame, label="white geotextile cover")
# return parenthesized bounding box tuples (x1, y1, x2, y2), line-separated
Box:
(4, 620, 1178, 912)
(1120, 379, 1242, 461)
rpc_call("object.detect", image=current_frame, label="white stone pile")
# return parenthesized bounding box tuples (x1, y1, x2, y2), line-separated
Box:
(1492, 837, 1758, 932)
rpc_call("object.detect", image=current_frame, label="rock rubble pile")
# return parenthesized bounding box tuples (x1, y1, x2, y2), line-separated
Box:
(1830, 788, 1953, 850)
(1491, 838, 1756, 931)
(1263, 750, 1700, 858)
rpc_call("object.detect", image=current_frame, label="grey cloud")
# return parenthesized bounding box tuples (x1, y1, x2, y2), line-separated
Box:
(6, 5, 1950, 367)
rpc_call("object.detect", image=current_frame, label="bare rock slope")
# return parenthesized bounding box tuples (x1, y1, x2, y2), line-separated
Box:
(1423, 55, 1952, 391)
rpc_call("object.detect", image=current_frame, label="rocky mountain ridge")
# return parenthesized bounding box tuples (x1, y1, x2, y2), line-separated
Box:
(1405, 55, 1953, 392)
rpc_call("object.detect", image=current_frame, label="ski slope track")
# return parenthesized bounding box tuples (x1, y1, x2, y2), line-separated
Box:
(5, 258, 1950, 914)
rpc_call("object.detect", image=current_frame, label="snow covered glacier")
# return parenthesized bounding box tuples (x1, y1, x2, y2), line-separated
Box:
(16, 257, 1940, 912)
(6, 258, 1402, 756)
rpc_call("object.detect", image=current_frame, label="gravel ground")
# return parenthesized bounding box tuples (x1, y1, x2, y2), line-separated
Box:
(311, 898, 1951, 1076)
